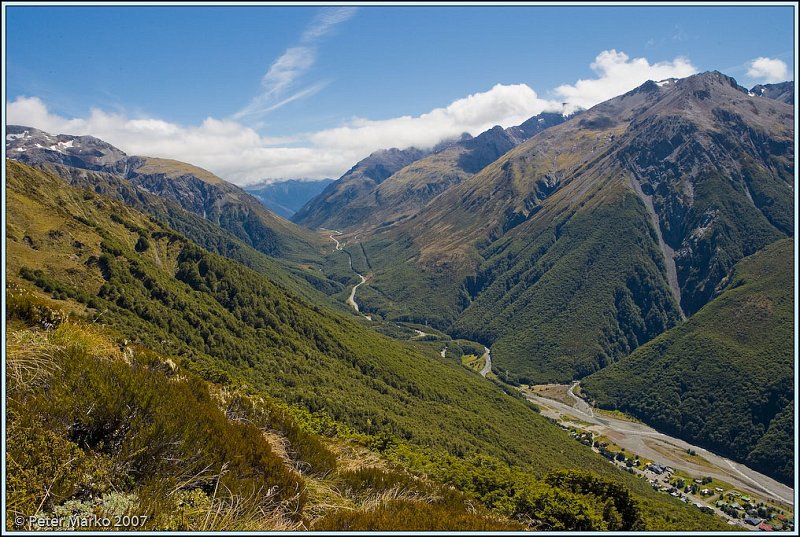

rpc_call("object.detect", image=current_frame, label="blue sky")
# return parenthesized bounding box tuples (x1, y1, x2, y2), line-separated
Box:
(5, 3, 796, 183)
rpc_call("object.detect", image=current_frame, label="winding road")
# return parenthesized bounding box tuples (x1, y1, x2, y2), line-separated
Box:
(324, 229, 368, 315)
(479, 347, 492, 377)
(347, 272, 366, 312)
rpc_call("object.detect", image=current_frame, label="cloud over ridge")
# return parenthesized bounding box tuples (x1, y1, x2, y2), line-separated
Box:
(747, 57, 790, 84)
(8, 50, 700, 185)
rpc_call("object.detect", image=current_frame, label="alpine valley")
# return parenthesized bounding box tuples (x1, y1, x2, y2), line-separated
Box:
(5, 71, 794, 533)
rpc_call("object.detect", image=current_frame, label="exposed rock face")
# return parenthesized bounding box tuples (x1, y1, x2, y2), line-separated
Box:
(6, 125, 129, 173)
(616, 73, 793, 314)
(750, 81, 794, 104)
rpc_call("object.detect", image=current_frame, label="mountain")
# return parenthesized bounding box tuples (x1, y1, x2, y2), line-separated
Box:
(6, 126, 325, 263)
(244, 178, 335, 219)
(582, 239, 794, 485)
(750, 81, 794, 104)
(292, 146, 431, 229)
(338, 72, 793, 384)
(293, 112, 567, 233)
(5, 159, 723, 530)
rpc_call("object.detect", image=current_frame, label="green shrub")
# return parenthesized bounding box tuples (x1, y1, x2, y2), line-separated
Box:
(225, 394, 337, 477)
(5, 321, 305, 529)
(313, 499, 522, 531)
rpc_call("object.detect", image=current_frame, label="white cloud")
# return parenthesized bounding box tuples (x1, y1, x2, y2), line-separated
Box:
(747, 57, 789, 83)
(234, 7, 356, 121)
(553, 49, 697, 111)
(7, 50, 700, 185)
(7, 85, 562, 184)
(310, 84, 563, 153)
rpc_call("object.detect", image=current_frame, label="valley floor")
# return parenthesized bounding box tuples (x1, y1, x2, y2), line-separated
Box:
(522, 383, 795, 526)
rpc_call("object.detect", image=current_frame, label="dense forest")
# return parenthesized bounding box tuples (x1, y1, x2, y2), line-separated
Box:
(583, 239, 794, 485)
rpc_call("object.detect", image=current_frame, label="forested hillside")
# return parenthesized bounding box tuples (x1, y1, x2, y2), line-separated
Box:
(5, 160, 725, 530)
(583, 239, 794, 485)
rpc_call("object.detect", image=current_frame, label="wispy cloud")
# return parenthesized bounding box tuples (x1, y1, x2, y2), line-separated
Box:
(233, 7, 356, 121)
(747, 57, 790, 83)
(302, 7, 358, 41)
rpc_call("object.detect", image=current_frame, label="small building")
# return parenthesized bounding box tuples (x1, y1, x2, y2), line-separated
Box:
(744, 516, 762, 526)
(758, 522, 773, 532)
(701, 488, 710, 495)
(715, 487, 724, 492)
(648, 463, 665, 474)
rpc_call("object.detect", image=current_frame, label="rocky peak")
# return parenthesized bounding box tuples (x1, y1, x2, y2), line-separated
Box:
(341, 146, 430, 184)
(750, 81, 794, 104)
(6, 124, 129, 173)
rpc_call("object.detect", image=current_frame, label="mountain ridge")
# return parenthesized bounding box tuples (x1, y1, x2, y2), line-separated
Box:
(7, 125, 326, 263)
(292, 112, 568, 232)
(334, 71, 793, 385)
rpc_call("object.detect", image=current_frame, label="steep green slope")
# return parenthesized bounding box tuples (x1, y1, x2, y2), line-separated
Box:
(37, 161, 344, 305)
(7, 296, 727, 532)
(338, 72, 792, 384)
(5, 160, 726, 530)
(583, 239, 794, 485)
(127, 157, 327, 264)
(6, 294, 528, 531)
(453, 180, 681, 383)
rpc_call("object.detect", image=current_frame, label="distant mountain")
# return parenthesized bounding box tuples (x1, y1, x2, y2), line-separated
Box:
(6, 126, 325, 263)
(750, 81, 794, 104)
(583, 239, 794, 485)
(244, 178, 334, 219)
(292, 146, 433, 229)
(292, 113, 567, 232)
(342, 72, 793, 384)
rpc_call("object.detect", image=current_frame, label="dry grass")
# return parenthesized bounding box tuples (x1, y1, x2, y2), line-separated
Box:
(136, 158, 225, 185)
(322, 439, 391, 474)
(530, 383, 575, 406)
(5, 329, 62, 391)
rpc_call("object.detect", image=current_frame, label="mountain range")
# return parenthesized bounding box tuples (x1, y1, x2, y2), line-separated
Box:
(4, 69, 794, 529)
(291, 71, 795, 484)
